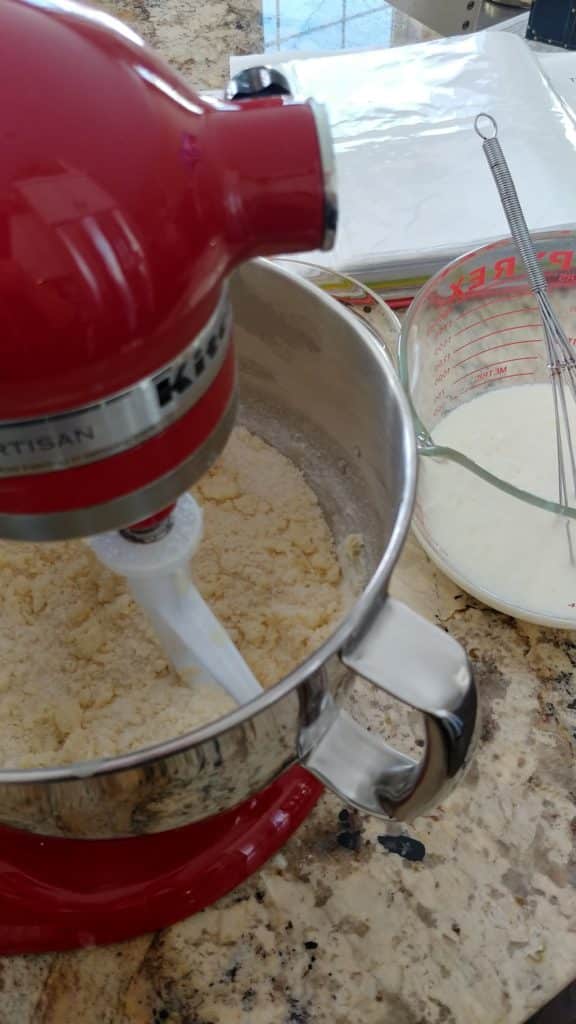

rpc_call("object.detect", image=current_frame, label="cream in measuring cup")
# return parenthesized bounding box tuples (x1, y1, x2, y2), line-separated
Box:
(419, 381, 576, 624)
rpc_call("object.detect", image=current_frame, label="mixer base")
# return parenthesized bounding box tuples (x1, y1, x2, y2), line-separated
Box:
(0, 766, 323, 954)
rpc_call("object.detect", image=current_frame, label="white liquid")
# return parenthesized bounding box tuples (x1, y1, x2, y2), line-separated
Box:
(418, 382, 576, 623)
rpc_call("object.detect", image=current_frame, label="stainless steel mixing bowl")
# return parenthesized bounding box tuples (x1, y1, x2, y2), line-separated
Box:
(0, 261, 478, 838)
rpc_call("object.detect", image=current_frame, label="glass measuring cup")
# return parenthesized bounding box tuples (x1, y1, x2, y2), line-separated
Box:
(399, 229, 576, 628)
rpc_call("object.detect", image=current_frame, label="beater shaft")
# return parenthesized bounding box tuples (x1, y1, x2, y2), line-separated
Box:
(89, 496, 263, 704)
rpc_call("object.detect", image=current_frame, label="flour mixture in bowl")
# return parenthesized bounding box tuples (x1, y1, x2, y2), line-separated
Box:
(0, 428, 349, 768)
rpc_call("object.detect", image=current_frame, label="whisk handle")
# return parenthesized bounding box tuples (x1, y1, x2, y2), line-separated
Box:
(475, 113, 547, 295)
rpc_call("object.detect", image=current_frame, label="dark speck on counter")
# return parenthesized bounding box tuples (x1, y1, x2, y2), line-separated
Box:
(337, 829, 362, 851)
(224, 963, 239, 982)
(242, 988, 256, 1010)
(287, 996, 311, 1023)
(336, 806, 364, 851)
(378, 834, 426, 862)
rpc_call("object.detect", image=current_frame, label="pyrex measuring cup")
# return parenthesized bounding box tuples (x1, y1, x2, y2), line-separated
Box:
(399, 229, 576, 628)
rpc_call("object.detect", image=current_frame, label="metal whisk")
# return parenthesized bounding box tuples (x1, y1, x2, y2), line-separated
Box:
(475, 112, 576, 562)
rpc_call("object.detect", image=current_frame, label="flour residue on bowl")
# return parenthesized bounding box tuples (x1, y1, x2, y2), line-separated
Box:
(0, 427, 352, 768)
(419, 382, 576, 622)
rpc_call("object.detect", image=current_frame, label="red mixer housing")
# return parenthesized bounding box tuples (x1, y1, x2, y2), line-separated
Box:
(0, 0, 335, 540)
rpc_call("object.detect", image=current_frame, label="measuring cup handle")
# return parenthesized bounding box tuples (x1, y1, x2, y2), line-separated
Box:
(302, 598, 478, 820)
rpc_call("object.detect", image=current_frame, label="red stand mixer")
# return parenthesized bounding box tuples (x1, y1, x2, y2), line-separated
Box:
(0, 0, 477, 954)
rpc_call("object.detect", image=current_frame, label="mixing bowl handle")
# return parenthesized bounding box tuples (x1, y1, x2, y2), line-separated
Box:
(302, 598, 477, 820)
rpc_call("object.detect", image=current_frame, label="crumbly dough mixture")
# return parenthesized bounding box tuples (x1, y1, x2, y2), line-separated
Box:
(0, 427, 346, 768)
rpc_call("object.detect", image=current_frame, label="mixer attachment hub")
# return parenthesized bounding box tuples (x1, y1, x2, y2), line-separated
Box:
(120, 506, 176, 544)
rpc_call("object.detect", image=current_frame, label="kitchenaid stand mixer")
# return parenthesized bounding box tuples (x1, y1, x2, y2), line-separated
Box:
(0, 0, 477, 953)
(0, 0, 338, 703)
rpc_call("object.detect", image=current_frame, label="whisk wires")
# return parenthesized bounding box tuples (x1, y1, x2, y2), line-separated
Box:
(475, 113, 576, 564)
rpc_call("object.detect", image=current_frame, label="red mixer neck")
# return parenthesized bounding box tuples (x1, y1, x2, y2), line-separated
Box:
(205, 97, 336, 261)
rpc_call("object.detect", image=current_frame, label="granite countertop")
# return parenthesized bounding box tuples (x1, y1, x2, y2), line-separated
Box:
(2, 3, 576, 1022)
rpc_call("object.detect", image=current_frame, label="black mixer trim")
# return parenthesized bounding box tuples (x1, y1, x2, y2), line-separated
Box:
(0, 288, 232, 476)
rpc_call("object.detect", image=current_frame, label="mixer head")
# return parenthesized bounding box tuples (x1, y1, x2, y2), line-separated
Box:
(0, 0, 336, 542)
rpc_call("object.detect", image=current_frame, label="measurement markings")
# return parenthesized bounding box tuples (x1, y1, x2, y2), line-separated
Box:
(453, 355, 540, 384)
(453, 338, 542, 369)
(429, 301, 500, 328)
(465, 371, 536, 392)
(452, 307, 538, 338)
(453, 323, 543, 355)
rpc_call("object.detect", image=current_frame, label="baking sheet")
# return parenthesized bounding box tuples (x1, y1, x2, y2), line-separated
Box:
(230, 33, 576, 278)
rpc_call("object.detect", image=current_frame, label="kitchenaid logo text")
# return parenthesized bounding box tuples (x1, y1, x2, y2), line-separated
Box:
(155, 325, 223, 408)
(0, 426, 95, 458)
(435, 249, 576, 301)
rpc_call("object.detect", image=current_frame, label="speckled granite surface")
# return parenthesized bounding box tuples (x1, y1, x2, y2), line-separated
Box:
(1, 3, 575, 1022)
(97, 0, 264, 90)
